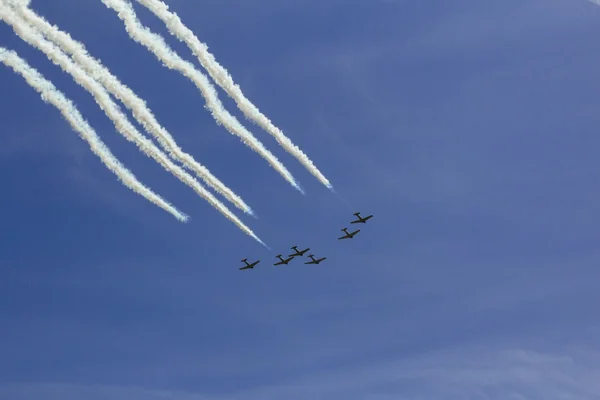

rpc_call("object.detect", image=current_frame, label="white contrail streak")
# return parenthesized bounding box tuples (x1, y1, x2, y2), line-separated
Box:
(0, 46, 188, 222)
(11, 3, 254, 216)
(100, 0, 303, 194)
(0, 5, 266, 245)
(136, 0, 333, 190)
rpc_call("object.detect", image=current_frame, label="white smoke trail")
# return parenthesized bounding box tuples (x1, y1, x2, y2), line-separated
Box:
(100, 0, 304, 194)
(136, 0, 333, 190)
(0, 46, 188, 222)
(11, 4, 254, 216)
(0, 5, 266, 245)
(3, 0, 28, 6)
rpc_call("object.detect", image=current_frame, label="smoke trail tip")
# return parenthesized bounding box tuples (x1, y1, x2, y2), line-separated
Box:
(177, 213, 190, 222)
(255, 236, 270, 250)
(243, 206, 256, 216)
(294, 183, 306, 196)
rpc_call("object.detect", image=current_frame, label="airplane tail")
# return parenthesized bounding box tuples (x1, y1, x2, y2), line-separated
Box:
(241, 258, 247, 262)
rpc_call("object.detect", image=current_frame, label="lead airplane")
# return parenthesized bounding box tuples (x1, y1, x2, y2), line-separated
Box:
(240, 258, 260, 270)
(274, 254, 294, 266)
(338, 227, 360, 240)
(305, 254, 327, 264)
(351, 212, 373, 224)
(289, 245, 310, 257)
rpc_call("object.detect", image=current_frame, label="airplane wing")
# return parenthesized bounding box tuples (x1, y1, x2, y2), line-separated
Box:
(351, 215, 372, 223)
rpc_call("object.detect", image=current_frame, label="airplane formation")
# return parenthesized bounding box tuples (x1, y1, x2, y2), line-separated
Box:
(239, 211, 373, 270)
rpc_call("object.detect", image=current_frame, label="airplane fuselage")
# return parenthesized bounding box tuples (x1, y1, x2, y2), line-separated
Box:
(274, 255, 293, 265)
(289, 246, 310, 257)
(351, 213, 373, 224)
(290, 249, 308, 257)
(240, 260, 259, 270)
(338, 228, 360, 239)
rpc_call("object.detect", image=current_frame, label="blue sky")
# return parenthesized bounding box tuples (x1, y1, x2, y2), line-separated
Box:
(1, 0, 600, 398)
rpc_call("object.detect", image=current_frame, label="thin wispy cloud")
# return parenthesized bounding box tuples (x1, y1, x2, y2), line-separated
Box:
(2, 348, 599, 399)
(232, 347, 600, 400)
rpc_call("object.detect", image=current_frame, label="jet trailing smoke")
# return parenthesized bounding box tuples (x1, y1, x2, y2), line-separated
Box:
(135, 0, 333, 190)
(0, 47, 188, 222)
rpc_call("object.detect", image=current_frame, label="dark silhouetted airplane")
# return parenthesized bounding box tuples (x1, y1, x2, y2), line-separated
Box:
(338, 227, 360, 240)
(274, 254, 294, 266)
(305, 254, 327, 264)
(240, 258, 259, 270)
(289, 245, 310, 257)
(350, 212, 373, 224)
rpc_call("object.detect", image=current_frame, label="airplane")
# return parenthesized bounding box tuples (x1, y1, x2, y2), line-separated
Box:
(338, 227, 360, 240)
(289, 245, 310, 257)
(351, 212, 373, 224)
(240, 258, 260, 270)
(305, 254, 327, 264)
(273, 254, 294, 266)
